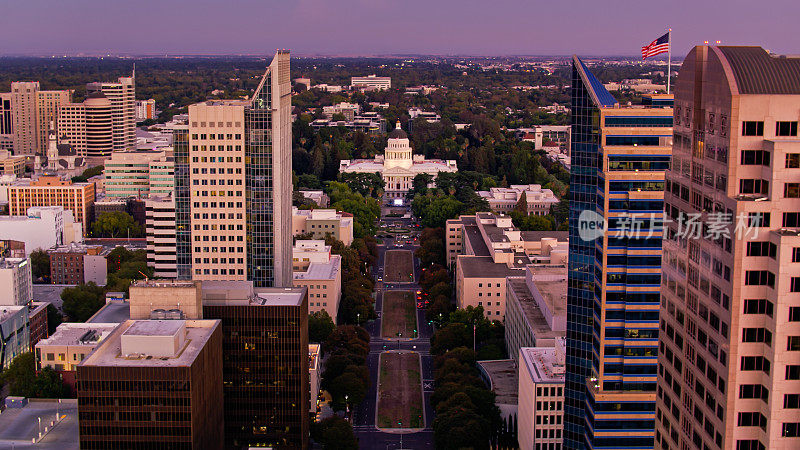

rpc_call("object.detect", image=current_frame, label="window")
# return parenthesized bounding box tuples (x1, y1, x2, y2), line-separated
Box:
(790, 307, 800, 322)
(736, 440, 765, 450)
(739, 179, 769, 195)
(740, 355, 770, 374)
(776, 121, 798, 137)
(787, 365, 800, 380)
(748, 212, 770, 227)
(741, 150, 770, 166)
(742, 328, 772, 346)
(782, 422, 800, 437)
(742, 121, 764, 136)
(786, 183, 800, 198)
(788, 336, 800, 351)
(739, 384, 769, 402)
(787, 154, 800, 168)
(744, 270, 775, 288)
(737, 411, 767, 430)
(793, 279, 800, 293)
(784, 394, 800, 409)
(746, 242, 776, 258)
(743, 299, 773, 317)
(785, 212, 800, 228)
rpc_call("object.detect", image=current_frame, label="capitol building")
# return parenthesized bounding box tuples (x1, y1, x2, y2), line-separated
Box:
(338, 122, 457, 202)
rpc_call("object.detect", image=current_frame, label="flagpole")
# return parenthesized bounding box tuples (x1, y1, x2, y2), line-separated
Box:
(667, 28, 672, 95)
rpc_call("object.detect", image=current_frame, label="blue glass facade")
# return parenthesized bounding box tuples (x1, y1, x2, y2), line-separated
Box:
(566, 56, 671, 449)
(173, 127, 192, 280)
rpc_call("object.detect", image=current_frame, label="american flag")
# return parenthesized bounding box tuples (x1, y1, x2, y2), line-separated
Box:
(642, 32, 670, 59)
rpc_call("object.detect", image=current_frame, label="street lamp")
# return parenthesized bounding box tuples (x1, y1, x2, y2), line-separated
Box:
(38, 416, 41, 439)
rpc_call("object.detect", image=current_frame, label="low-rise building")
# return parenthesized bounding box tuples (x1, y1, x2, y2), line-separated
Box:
(7, 175, 95, 230)
(292, 207, 354, 245)
(311, 112, 387, 135)
(76, 319, 224, 449)
(104, 150, 168, 199)
(0, 240, 26, 258)
(35, 322, 118, 393)
(0, 206, 81, 254)
(0, 257, 33, 306)
(145, 195, 177, 278)
(298, 190, 329, 207)
(322, 102, 361, 121)
(518, 341, 566, 450)
(451, 213, 567, 319)
(477, 184, 559, 216)
(0, 302, 49, 368)
(48, 243, 109, 285)
(505, 265, 566, 362)
(516, 125, 571, 152)
(0, 150, 25, 177)
(292, 240, 342, 323)
(351, 75, 391, 91)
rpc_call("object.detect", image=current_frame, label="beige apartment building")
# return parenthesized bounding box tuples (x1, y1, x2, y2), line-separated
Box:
(292, 240, 342, 322)
(87, 75, 136, 152)
(518, 340, 566, 450)
(0, 150, 25, 176)
(128, 279, 203, 320)
(5, 82, 71, 156)
(7, 175, 95, 229)
(452, 212, 567, 319)
(657, 45, 800, 450)
(58, 92, 114, 158)
(292, 206, 354, 245)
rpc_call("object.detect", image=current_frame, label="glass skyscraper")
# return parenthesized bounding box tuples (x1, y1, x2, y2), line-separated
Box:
(565, 56, 673, 449)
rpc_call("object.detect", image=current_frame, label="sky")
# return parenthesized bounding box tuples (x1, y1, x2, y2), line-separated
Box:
(3, 0, 800, 57)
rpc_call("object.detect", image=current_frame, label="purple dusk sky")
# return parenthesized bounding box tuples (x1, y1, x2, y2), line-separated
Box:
(3, 0, 800, 57)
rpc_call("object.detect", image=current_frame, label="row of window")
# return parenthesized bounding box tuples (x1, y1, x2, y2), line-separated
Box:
(195, 268, 244, 276)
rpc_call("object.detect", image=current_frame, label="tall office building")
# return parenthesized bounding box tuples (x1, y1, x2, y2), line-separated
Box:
(0, 93, 12, 150)
(177, 50, 292, 287)
(565, 55, 673, 449)
(5, 82, 71, 156)
(202, 282, 309, 449)
(656, 45, 800, 450)
(87, 74, 136, 152)
(59, 92, 114, 158)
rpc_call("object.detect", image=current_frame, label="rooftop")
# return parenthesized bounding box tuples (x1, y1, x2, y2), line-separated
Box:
(0, 257, 28, 269)
(87, 301, 130, 324)
(717, 46, 800, 95)
(507, 275, 564, 340)
(520, 342, 566, 384)
(81, 319, 219, 368)
(0, 305, 26, 323)
(477, 359, 518, 405)
(458, 256, 522, 278)
(294, 254, 341, 281)
(201, 281, 306, 307)
(36, 323, 118, 347)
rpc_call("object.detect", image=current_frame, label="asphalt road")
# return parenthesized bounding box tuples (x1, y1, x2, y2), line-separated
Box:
(353, 210, 435, 449)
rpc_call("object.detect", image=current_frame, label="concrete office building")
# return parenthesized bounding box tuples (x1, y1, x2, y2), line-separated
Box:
(58, 92, 115, 158)
(0, 206, 82, 254)
(0, 257, 33, 306)
(322, 102, 361, 121)
(656, 45, 800, 450)
(0, 150, 25, 176)
(175, 50, 292, 287)
(292, 206, 354, 245)
(0, 93, 12, 151)
(86, 75, 136, 152)
(518, 340, 567, 450)
(148, 156, 174, 196)
(505, 265, 567, 363)
(292, 240, 342, 322)
(145, 195, 178, 278)
(7, 175, 95, 228)
(103, 150, 168, 198)
(477, 184, 560, 216)
(202, 282, 309, 449)
(446, 212, 568, 268)
(128, 279, 203, 320)
(339, 121, 457, 201)
(0, 302, 49, 368)
(564, 57, 673, 449)
(452, 213, 568, 319)
(3, 82, 72, 156)
(76, 319, 224, 449)
(35, 322, 118, 394)
(48, 243, 109, 285)
(351, 75, 391, 90)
